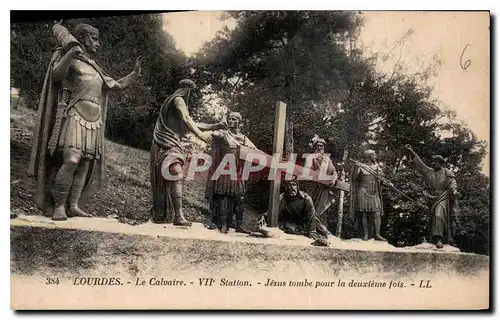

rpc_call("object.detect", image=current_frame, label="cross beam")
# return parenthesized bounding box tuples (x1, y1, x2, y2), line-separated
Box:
(268, 101, 287, 227)
(238, 146, 340, 186)
(238, 101, 350, 227)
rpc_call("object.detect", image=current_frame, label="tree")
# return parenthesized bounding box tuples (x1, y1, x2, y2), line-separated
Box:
(190, 11, 374, 213)
(11, 20, 58, 108)
(193, 11, 370, 151)
(342, 36, 490, 254)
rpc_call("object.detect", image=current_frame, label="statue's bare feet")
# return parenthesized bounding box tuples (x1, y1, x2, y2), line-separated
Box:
(436, 239, 444, 249)
(362, 235, 369, 241)
(52, 206, 68, 221)
(374, 234, 386, 241)
(219, 227, 228, 234)
(173, 217, 192, 226)
(69, 206, 93, 218)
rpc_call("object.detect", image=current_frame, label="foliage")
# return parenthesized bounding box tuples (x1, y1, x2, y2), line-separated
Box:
(11, 20, 58, 107)
(192, 11, 369, 153)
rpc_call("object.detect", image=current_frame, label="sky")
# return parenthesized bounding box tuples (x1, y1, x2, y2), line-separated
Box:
(162, 11, 490, 175)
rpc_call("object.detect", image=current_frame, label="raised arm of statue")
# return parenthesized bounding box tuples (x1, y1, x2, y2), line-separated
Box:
(211, 130, 224, 139)
(412, 154, 434, 181)
(112, 57, 143, 91)
(405, 144, 434, 181)
(198, 121, 227, 131)
(174, 96, 211, 143)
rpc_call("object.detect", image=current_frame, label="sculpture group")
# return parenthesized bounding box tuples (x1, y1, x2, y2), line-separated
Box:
(28, 22, 460, 250)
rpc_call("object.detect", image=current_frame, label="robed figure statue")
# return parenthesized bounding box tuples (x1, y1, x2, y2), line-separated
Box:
(205, 112, 257, 234)
(150, 79, 225, 226)
(405, 145, 460, 248)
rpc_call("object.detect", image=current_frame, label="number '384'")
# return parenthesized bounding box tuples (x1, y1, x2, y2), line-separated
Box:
(45, 278, 60, 285)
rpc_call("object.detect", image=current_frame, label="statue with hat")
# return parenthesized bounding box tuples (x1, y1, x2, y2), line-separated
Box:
(405, 145, 460, 249)
(304, 138, 338, 231)
(349, 149, 391, 241)
(204, 111, 257, 234)
(28, 21, 143, 221)
(150, 79, 226, 226)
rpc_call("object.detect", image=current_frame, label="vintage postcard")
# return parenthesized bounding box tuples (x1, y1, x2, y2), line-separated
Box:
(10, 10, 490, 310)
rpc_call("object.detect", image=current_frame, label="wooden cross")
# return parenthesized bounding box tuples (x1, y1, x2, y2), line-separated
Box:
(268, 101, 287, 227)
(237, 101, 350, 228)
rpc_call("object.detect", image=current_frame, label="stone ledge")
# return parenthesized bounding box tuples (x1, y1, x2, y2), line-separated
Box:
(10, 214, 490, 310)
(10, 214, 478, 254)
(11, 214, 488, 277)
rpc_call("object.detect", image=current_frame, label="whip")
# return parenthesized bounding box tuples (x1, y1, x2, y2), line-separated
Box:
(349, 158, 429, 211)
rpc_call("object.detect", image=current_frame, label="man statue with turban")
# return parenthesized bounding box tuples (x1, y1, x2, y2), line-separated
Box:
(150, 79, 226, 226)
(205, 111, 257, 233)
(349, 149, 390, 241)
(405, 145, 460, 248)
(306, 138, 338, 226)
(29, 22, 142, 221)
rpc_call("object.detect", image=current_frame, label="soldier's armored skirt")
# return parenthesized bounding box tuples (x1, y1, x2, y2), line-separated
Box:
(58, 107, 103, 159)
(354, 168, 383, 213)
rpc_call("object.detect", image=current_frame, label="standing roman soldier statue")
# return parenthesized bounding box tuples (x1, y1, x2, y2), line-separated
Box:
(29, 22, 142, 221)
(205, 112, 257, 234)
(405, 145, 460, 249)
(349, 150, 390, 241)
(150, 79, 226, 226)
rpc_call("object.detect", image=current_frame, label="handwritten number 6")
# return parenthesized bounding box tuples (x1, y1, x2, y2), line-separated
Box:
(460, 44, 471, 70)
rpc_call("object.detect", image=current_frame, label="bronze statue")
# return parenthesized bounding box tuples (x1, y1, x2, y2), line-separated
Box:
(405, 145, 459, 249)
(205, 112, 257, 234)
(150, 79, 225, 226)
(28, 22, 142, 221)
(266, 178, 330, 240)
(306, 138, 338, 224)
(349, 150, 390, 241)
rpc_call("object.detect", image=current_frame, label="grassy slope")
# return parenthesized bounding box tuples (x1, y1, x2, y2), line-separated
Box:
(10, 105, 234, 226)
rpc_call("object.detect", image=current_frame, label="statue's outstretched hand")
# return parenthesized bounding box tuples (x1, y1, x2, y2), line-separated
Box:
(198, 131, 212, 144)
(219, 121, 228, 130)
(134, 56, 144, 75)
(328, 179, 336, 188)
(404, 144, 417, 156)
